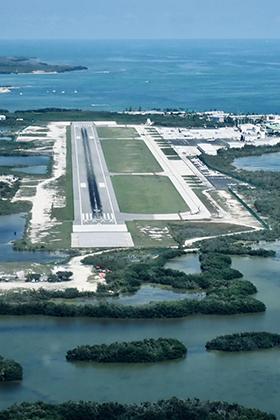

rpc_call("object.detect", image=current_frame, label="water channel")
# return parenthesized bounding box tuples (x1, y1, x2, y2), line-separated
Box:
(0, 251, 280, 417)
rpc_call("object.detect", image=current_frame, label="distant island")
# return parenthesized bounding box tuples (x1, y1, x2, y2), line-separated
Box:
(0, 56, 87, 74)
(66, 338, 187, 363)
(0, 355, 23, 381)
(206, 332, 280, 352)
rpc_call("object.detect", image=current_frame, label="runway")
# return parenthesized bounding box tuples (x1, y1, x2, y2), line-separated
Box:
(71, 122, 134, 247)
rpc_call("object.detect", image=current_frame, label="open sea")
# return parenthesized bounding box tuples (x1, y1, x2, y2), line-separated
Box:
(1, 39, 280, 114)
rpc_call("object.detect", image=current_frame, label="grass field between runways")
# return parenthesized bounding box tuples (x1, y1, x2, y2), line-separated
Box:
(111, 175, 189, 214)
(101, 139, 163, 173)
(97, 126, 139, 139)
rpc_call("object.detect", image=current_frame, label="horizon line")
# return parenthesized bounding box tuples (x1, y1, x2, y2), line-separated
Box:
(1, 38, 280, 41)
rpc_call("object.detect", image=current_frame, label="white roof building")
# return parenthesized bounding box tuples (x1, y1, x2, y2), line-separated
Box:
(197, 143, 217, 155)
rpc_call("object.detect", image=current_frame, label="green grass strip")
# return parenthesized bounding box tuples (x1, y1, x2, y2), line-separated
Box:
(101, 139, 163, 173)
(111, 175, 189, 213)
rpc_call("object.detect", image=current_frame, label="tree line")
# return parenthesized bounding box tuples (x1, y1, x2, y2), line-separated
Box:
(0, 292, 265, 319)
(0, 397, 275, 420)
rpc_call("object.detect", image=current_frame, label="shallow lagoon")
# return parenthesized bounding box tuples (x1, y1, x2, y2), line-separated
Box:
(0, 156, 49, 166)
(77, 284, 204, 307)
(0, 213, 66, 263)
(12, 165, 48, 174)
(1, 251, 280, 418)
(0, 155, 49, 175)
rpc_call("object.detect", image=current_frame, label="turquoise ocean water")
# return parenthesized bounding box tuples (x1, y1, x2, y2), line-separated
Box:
(1, 39, 280, 113)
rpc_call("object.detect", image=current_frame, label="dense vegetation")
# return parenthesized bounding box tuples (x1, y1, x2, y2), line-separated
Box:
(81, 248, 267, 317)
(0, 178, 31, 215)
(0, 281, 265, 319)
(0, 179, 19, 198)
(0, 108, 234, 129)
(66, 338, 187, 363)
(0, 397, 275, 420)
(82, 248, 188, 294)
(82, 248, 253, 295)
(0, 248, 266, 318)
(199, 234, 276, 256)
(206, 332, 280, 352)
(0, 199, 31, 216)
(0, 355, 23, 381)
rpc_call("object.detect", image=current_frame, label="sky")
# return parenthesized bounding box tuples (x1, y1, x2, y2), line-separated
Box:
(1, 0, 280, 40)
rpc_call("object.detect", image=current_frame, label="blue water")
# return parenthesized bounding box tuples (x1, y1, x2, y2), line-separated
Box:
(0, 156, 49, 166)
(12, 165, 47, 174)
(234, 152, 280, 171)
(1, 39, 280, 114)
(0, 213, 67, 262)
(0, 155, 49, 174)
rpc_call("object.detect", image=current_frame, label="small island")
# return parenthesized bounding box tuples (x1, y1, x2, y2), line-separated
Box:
(0, 56, 87, 74)
(66, 338, 187, 363)
(0, 355, 23, 381)
(206, 332, 280, 352)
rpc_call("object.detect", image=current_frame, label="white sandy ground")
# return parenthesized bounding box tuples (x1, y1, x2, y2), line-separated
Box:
(14, 122, 69, 243)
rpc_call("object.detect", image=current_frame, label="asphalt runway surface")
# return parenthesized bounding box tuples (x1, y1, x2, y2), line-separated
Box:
(71, 122, 119, 227)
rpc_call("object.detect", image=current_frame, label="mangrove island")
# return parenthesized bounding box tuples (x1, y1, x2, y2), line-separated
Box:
(0, 355, 23, 381)
(66, 338, 187, 363)
(206, 332, 280, 352)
